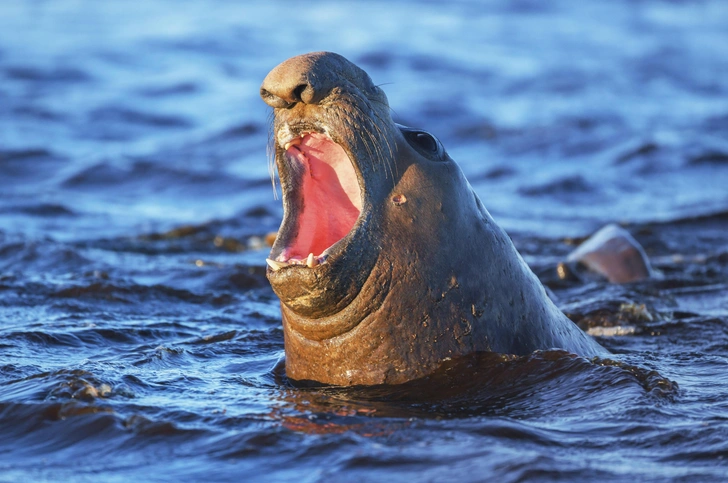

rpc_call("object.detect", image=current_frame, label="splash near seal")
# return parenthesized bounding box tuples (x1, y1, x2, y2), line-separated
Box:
(260, 52, 607, 386)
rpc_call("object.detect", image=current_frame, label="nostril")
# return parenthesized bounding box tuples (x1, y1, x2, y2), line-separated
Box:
(260, 88, 294, 109)
(292, 84, 308, 102)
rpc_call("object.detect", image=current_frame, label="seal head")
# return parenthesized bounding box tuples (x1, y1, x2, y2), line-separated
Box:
(261, 52, 606, 386)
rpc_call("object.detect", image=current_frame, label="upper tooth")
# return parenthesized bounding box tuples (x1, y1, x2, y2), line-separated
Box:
(266, 258, 289, 271)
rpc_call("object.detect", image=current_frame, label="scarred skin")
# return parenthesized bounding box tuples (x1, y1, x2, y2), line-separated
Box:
(260, 52, 607, 386)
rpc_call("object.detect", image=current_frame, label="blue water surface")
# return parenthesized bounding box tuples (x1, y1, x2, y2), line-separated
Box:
(1, 1, 727, 482)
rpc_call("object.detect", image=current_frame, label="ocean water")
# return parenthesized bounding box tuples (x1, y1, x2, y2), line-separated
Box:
(1, 0, 727, 481)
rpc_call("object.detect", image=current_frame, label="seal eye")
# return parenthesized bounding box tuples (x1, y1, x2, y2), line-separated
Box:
(411, 132, 438, 153)
(404, 130, 440, 153)
(397, 124, 447, 161)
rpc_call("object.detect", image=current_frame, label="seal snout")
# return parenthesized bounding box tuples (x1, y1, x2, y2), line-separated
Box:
(260, 52, 342, 108)
(262, 52, 378, 277)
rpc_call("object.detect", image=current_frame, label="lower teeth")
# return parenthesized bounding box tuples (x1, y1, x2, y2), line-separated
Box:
(266, 253, 322, 272)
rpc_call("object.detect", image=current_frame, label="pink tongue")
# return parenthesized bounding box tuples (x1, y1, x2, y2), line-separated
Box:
(286, 133, 361, 259)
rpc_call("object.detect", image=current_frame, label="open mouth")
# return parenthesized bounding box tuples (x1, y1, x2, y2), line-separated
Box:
(267, 132, 363, 271)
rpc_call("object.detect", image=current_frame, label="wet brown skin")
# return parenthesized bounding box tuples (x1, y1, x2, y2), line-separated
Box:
(261, 52, 607, 386)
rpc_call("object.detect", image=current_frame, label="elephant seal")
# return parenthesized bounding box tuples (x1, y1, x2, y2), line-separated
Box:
(260, 52, 607, 386)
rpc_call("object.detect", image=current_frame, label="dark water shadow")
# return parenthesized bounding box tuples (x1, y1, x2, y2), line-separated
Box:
(269, 350, 677, 435)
